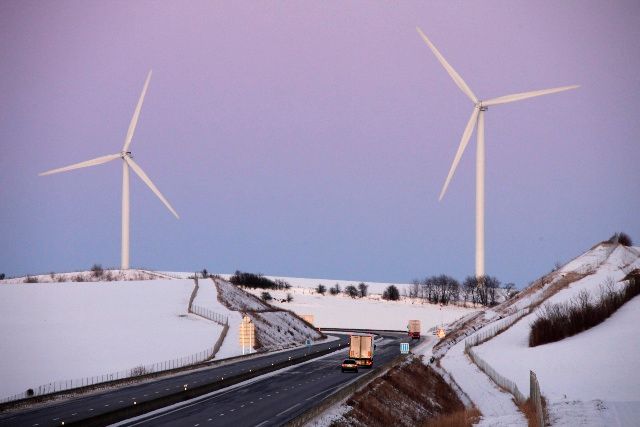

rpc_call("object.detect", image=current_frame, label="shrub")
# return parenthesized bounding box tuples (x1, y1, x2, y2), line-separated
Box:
(24, 276, 39, 283)
(344, 285, 359, 298)
(130, 366, 147, 376)
(607, 232, 633, 246)
(260, 291, 273, 302)
(73, 274, 86, 282)
(91, 264, 104, 278)
(329, 283, 341, 295)
(286, 293, 293, 303)
(274, 279, 291, 289)
(316, 284, 326, 295)
(0, 273, 6, 280)
(529, 275, 640, 346)
(382, 285, 400, 301)
(358, 282, 368, 298)
(230, 271, 289, 290)
(201, 268, 209, 278)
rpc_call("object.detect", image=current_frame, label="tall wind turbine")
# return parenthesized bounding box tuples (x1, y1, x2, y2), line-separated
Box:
(416, 27, 578, 278)
(40, 70, 179, 270)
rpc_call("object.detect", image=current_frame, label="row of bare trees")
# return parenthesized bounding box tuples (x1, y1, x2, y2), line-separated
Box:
(406, 275, 516, 307)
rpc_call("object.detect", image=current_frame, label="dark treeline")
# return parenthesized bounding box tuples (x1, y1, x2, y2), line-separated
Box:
(229, 271, 291, 290)
(406, 275, 516, 307)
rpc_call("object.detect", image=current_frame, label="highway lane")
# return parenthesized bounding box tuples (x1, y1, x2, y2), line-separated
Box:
(0, 336, 350, 427)
(118, 332, 422, 427)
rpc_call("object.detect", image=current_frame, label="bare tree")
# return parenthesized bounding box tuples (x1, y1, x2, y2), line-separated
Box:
(357, 282, 368, 298)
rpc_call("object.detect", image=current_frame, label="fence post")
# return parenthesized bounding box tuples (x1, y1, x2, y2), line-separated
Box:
(530, 370, 544, 427)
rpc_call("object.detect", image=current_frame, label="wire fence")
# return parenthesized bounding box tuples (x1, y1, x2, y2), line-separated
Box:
(0, 344, 217, 405)
(464, 308, 529, 349)
(464, 309, 547, 426)
(467, 346, 526, 404)
(191, 304, 228, 326)
(0, 297, 230, 405)
(464, 309, 531, 405)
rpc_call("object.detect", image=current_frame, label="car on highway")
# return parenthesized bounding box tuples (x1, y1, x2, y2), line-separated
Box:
(341, 359, 358, 373)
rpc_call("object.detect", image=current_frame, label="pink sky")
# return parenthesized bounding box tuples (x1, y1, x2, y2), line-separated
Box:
(1, 1, 638, 286)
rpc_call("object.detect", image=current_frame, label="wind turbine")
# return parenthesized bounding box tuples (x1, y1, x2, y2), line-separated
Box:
(40, 70, 179, 270)
(416, 27, 578, 278)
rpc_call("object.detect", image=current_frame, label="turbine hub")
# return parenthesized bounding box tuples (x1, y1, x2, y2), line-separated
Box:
(477, 101, 488, 112)
(121, 151, 132, 159)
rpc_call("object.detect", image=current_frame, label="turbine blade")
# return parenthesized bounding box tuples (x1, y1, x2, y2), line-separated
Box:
(439, 107, 479, 201)
(416, 27, 478, 103)
(483, 85, 579, 107)
(122, 70, 153, 153)
(125, 157, 179, 219)
(39, 153, 121, 176)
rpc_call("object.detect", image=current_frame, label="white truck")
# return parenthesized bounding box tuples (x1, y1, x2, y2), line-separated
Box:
(408, 320, 421, 339)
(349, 335, 374, 367)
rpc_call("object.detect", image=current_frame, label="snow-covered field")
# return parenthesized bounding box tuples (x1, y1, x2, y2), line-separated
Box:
(243, 286, 476, 331)
(0, 279, 222, 400)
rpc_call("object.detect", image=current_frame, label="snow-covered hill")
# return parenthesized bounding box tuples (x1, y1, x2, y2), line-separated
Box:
(433, 243, 640, 426)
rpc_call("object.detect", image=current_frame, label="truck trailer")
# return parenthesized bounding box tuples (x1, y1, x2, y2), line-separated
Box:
(408, 320, 421, 339)
(349, 335, 374, 367)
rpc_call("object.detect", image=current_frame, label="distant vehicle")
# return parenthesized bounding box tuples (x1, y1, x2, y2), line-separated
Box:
(349, 335, 374, 367)
(341, 359, 358, 373)
(408, 320, 421, 339)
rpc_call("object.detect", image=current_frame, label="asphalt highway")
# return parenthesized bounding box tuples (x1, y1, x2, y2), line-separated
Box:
(0, 332, 422, 427)
(117, 332, 421, 427)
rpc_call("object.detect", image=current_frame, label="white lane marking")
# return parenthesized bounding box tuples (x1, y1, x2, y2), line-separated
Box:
(71, 413, 77, 416)
(276, 402, 301, 417)
(255, 421, 269, 427)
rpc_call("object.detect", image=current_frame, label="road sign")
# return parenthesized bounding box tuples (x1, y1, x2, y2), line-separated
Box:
(305, 338, 312, 348)
(400, 342, 409, 354)
(239, 316, 255, 354)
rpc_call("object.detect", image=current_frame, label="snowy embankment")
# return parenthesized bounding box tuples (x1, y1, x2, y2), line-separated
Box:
(0, 279, 221, 400)
(191, 278, 243, 359)
(214, 278, 324, 351)
(243, 286, 476, 331)
(473, 244, 640, 425)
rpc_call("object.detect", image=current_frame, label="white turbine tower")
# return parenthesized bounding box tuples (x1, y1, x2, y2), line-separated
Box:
(40, 70, 179, 270)
(416, 28, 578, 278)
